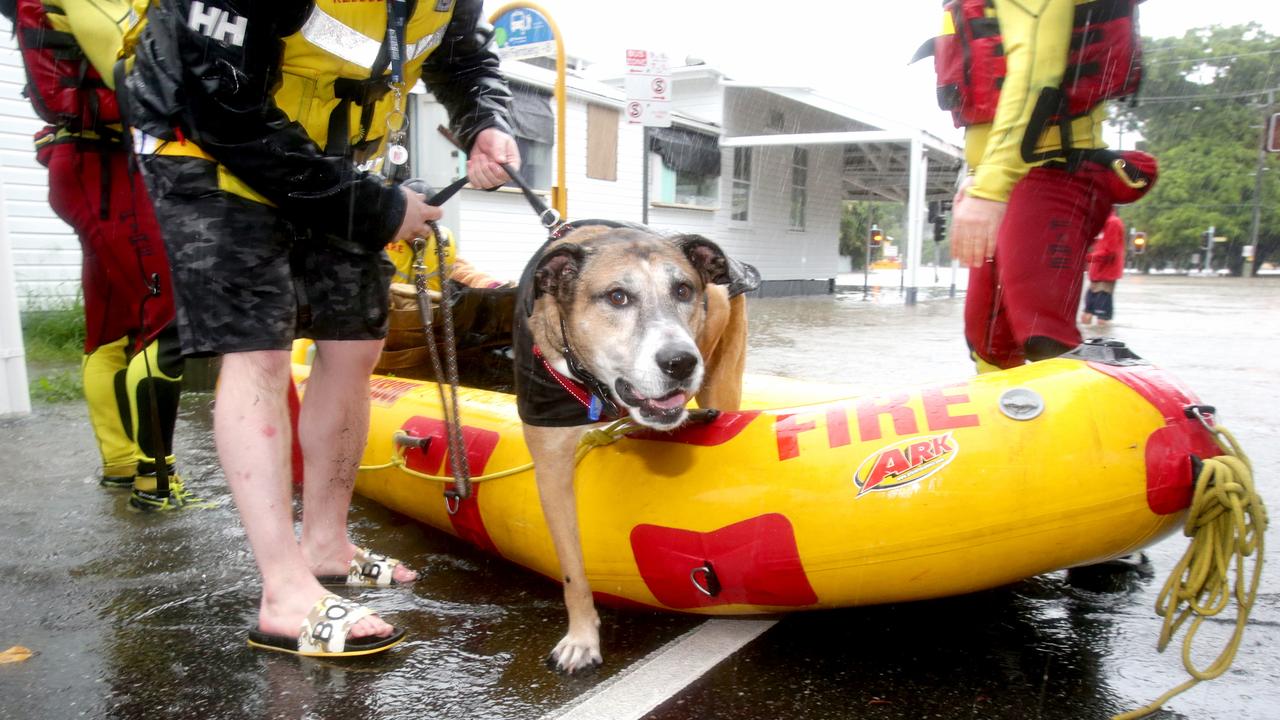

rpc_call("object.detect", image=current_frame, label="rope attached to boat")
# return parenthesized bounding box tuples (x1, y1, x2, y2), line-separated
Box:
(356, 417, 641, 484)
(1113, 423, 1267, 720)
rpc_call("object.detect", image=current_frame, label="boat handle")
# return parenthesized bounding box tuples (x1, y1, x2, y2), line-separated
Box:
(394, 431, 433, 453)
(690, 561, 721, 598)
(1184, 405, 1217, 434)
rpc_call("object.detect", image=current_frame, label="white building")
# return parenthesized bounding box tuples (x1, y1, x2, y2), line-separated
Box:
(1, 19, 962, 306)
(417, 59, 964, 296)
(1, 18, 80, 307)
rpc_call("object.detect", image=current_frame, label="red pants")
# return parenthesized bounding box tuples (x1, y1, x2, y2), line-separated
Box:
(964, 165, 1114, 368)
(41, 141, 174, 353)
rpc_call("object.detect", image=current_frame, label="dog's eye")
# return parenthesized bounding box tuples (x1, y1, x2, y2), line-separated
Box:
(607, 289, 629, 307)
(674, 283, 693, 302)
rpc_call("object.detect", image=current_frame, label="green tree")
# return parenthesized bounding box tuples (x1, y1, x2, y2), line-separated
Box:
(1114, 24, 1279, 274)
(839, 201, 904, 270)
(839, 201, 951, 270)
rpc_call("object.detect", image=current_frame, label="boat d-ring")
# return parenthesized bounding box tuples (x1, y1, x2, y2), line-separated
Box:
(689, 561, 721, 598)
(444, 490, 461, 516)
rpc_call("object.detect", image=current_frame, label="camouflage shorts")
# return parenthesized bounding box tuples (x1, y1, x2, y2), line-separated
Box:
(139, 156, 393, 357)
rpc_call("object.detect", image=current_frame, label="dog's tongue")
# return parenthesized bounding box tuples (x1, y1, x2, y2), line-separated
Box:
(646, 391, 687, 410)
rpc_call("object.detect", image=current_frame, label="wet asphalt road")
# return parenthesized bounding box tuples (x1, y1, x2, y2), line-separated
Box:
(1, 273, 1277, 720)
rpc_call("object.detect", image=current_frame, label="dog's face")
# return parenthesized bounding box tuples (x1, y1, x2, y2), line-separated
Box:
(532, 227, 732, 430)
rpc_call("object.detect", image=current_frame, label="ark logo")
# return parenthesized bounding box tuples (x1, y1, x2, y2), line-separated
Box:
(853, 433, 957, 496)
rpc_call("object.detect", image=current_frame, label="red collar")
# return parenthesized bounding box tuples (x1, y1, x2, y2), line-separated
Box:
(533, 345, 594, 410)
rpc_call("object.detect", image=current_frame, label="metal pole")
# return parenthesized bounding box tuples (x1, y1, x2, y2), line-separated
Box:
(1204, 224, 1215, 274)
(1246, 90, 1273, 279)
(864, 209, 874, 299)
(642, 126, 650, 225)
(489, 2, 567, 217)
(0, 180, 32, 415)
(905, 135, 926, 305)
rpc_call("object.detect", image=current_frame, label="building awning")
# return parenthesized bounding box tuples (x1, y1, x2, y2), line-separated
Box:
(510, 83, 555, 144)
(648, 126, 721, 176)
(719, 130, 964, 203)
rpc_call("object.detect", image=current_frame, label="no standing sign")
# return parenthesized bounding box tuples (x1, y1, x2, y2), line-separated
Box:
(624, 49, 671, 128)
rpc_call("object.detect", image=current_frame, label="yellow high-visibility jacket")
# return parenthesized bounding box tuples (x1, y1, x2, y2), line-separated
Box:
(965, 0, 1108, 203)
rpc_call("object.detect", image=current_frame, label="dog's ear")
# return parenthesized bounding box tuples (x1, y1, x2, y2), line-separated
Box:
(673, 234, 762, 297)
(534, 243, 587, 302)
(673, 235, 731, 286)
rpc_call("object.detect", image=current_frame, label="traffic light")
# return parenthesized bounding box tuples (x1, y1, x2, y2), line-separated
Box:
(1132, 232, 1146, 255)
(1202, 230, 1213, 251)
(869, 224, 885, 247)
(928, 200, 951, 242)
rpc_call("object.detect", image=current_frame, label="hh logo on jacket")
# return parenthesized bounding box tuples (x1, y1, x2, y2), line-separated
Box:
(188, 1, 247, 46)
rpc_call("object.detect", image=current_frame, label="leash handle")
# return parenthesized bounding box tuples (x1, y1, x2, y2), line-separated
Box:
(425, 176, 468, 207)
(435, 125, 561, 230)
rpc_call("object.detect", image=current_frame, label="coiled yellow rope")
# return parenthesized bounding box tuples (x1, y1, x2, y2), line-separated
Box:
(1113, 424, 1267, 720)
(357, 417, 640, 484)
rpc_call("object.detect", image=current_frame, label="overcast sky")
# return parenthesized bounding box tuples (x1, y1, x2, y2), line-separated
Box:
(489, 1, 1280, 141)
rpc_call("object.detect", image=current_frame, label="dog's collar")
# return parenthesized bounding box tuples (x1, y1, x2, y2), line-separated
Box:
(533, 341, 622, 422)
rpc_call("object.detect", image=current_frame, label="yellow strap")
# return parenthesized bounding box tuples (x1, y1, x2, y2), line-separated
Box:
(1113, 424, 1267, 720)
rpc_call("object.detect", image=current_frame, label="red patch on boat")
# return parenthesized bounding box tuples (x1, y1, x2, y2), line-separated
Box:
(631, 513, 817, 609)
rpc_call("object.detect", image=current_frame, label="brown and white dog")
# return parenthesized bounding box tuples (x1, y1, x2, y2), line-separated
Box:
(513, 223, 745, 672)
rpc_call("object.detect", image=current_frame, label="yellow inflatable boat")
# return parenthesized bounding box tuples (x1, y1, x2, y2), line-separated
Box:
(291, 341, 1220, 614)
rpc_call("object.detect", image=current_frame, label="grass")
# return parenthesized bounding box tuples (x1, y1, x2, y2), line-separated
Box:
(20, 299, 85, 403)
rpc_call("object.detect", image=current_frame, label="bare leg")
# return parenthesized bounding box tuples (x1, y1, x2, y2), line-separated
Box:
(526, 423, 601, 672)
(214, 349, 391, 639)
(298, 339, 416, 583)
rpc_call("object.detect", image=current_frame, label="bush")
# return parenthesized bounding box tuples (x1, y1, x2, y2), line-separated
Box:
(21, 300, 85, 364)
(21, 300, 85, 403)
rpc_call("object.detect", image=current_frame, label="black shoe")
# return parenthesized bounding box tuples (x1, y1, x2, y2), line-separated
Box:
(100, 474, 135, 489)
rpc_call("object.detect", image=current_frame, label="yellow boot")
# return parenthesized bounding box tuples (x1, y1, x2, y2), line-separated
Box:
(83, 337, 138, 488)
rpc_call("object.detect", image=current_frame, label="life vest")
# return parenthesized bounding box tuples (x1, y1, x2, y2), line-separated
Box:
(925, 0, 1142, 131)
(386, 225, 457, 289)
(12, 0, 126, 136)
(131, 0, 456, 204)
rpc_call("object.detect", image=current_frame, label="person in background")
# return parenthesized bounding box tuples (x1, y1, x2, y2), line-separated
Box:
(124, 0, 518, 657)
(1081, 211, 1126, 326)
(3, 0, 189, 511)
(385, 224, 510, 290)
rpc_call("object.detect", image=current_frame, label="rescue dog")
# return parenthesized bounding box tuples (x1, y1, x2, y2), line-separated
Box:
(514, 223, 740, 673)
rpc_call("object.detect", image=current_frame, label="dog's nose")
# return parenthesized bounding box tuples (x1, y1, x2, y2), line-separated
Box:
(657, 349, 698, 380)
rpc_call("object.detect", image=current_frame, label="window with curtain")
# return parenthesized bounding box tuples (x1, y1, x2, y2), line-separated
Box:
(648, 126, 720, 208)
(508, 83, 555, 190)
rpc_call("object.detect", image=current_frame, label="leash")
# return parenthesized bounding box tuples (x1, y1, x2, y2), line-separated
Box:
(1112, 409, 1267, 719)
(435, 125, 563, 235)
(410, 217, 472, 513)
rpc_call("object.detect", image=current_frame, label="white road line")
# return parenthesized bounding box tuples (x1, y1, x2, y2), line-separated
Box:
(546, 618, 779, 720)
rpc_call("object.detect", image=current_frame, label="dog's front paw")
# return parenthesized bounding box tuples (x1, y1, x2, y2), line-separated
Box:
(547, 626, 603, 674)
